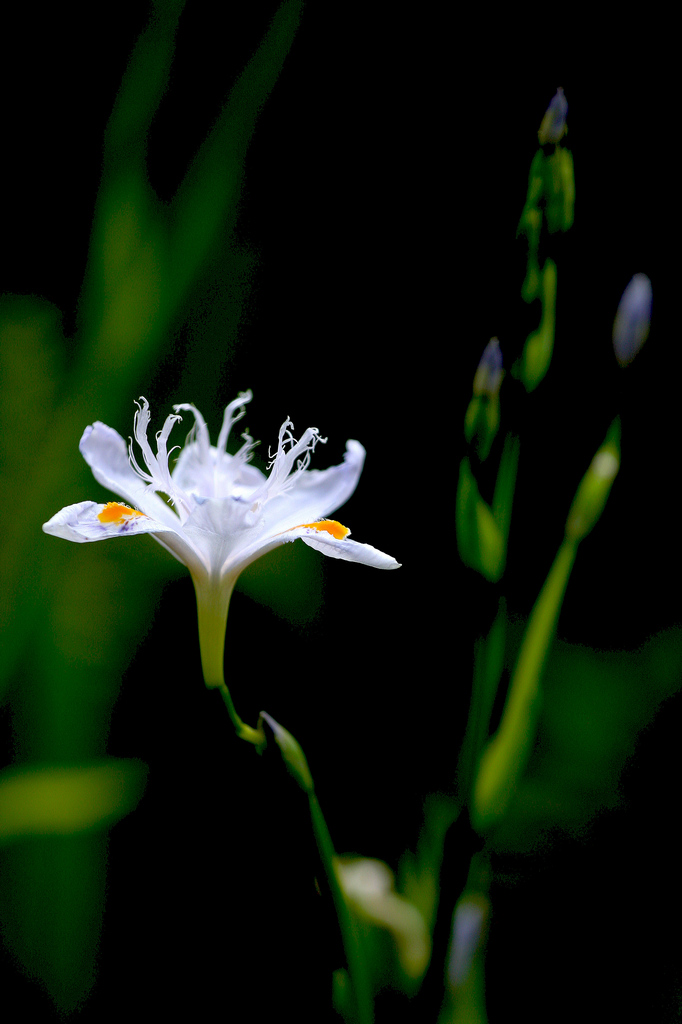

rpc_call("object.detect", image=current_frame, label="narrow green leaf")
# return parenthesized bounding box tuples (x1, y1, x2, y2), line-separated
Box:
(472, 539, 577, 832)
(0, 759, 147, 845)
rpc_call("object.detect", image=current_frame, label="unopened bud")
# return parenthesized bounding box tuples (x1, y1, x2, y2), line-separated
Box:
(448, 895, 488, 989)
(538, 87, 568, 145)
(565, 422, 620, 543)
(612, 273, 652, 367)
(337, 857, 430, 981)
(456, 458, 505, 580)
(473, 338, 504, 398)
(465, 340, 504, 460)
(259, 711, 313, 793)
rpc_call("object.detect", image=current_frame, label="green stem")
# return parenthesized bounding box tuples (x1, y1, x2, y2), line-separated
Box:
(194, 575, 262, 746)
(308, 793, 374, 1024)
(217, 683, 263, 745)
(472, 537, 577, 830)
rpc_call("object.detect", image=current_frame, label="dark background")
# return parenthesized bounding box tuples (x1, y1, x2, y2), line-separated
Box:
(1, 5, 677, 1021)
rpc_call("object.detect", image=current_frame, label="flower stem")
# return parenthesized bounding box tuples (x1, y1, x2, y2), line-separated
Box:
(218, 682, 263, 746)
(194, 576, 263, 746)
(308, 793, 374, 1024)
(262, 713, 374, 1023)
(472, 537, 577, 830)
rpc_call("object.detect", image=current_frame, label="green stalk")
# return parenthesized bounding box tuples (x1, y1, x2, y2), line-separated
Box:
(218, 684, 263, 746)
(194, 575, 262, 745)
(472, 538, 577, 831)
(309, 793, 374, 1024)
(260, 712, 374, 1023)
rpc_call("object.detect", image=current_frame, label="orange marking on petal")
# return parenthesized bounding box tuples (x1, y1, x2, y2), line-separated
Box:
(97, 502, 146, 525)
(295, 519, 350, 540)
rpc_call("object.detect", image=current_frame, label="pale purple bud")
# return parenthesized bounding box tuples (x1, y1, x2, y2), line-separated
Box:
(448, 897, 486, 987)
(612, 273, 652, 367)
(473, 338, 503, 397)
(538, 87, 568, 145)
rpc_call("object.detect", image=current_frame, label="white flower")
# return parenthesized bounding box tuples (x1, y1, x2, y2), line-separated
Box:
(43, 392, 400, 691)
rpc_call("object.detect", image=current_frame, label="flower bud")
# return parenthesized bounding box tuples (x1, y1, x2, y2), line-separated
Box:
(612, 273, 652, 367)
(456, 458, 505, 581)
(473, 338, 503, 398)
(336, 857, 430, 982)
(465, 340, 504, 460)
(259, 711, 313, 793)
(565, 421, 620, 543)
(448, 894, 489, 989)
(538, 87, 568, 145)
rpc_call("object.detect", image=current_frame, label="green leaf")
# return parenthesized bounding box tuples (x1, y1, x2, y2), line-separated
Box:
(472, 539, 577, 832)
(491, 627, 682, 852)
(457, 600, 507, 806)
(0, 761, 147, 1015)
(0, 759, 147, 845)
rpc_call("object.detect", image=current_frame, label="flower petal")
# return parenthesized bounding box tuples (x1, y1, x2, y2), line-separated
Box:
(172, 435, 265, 500)
(79, 422, 183, 529)
(285, 524, 400, 569)
(42, 500, 211, 579)
(42, 501, 176, 543)
(182, 495, 257, 567)
(258, 440, 367, 536)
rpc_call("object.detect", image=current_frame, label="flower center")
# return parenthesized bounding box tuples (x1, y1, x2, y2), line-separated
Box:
(97, 502, 147, 525)
(295, 519, 350, 540)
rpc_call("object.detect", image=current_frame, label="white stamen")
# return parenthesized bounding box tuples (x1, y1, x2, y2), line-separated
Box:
(128, 397, 193, 518)
(244, 419, 327, 517)
(217, 390, 253, 455)
(174, 403, 210, 462)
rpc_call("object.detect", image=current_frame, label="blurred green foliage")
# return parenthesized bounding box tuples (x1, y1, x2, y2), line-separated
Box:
(0, 2, 304, 1013)
(493, 624, 682, 853)
(0, 760, 147, 845)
